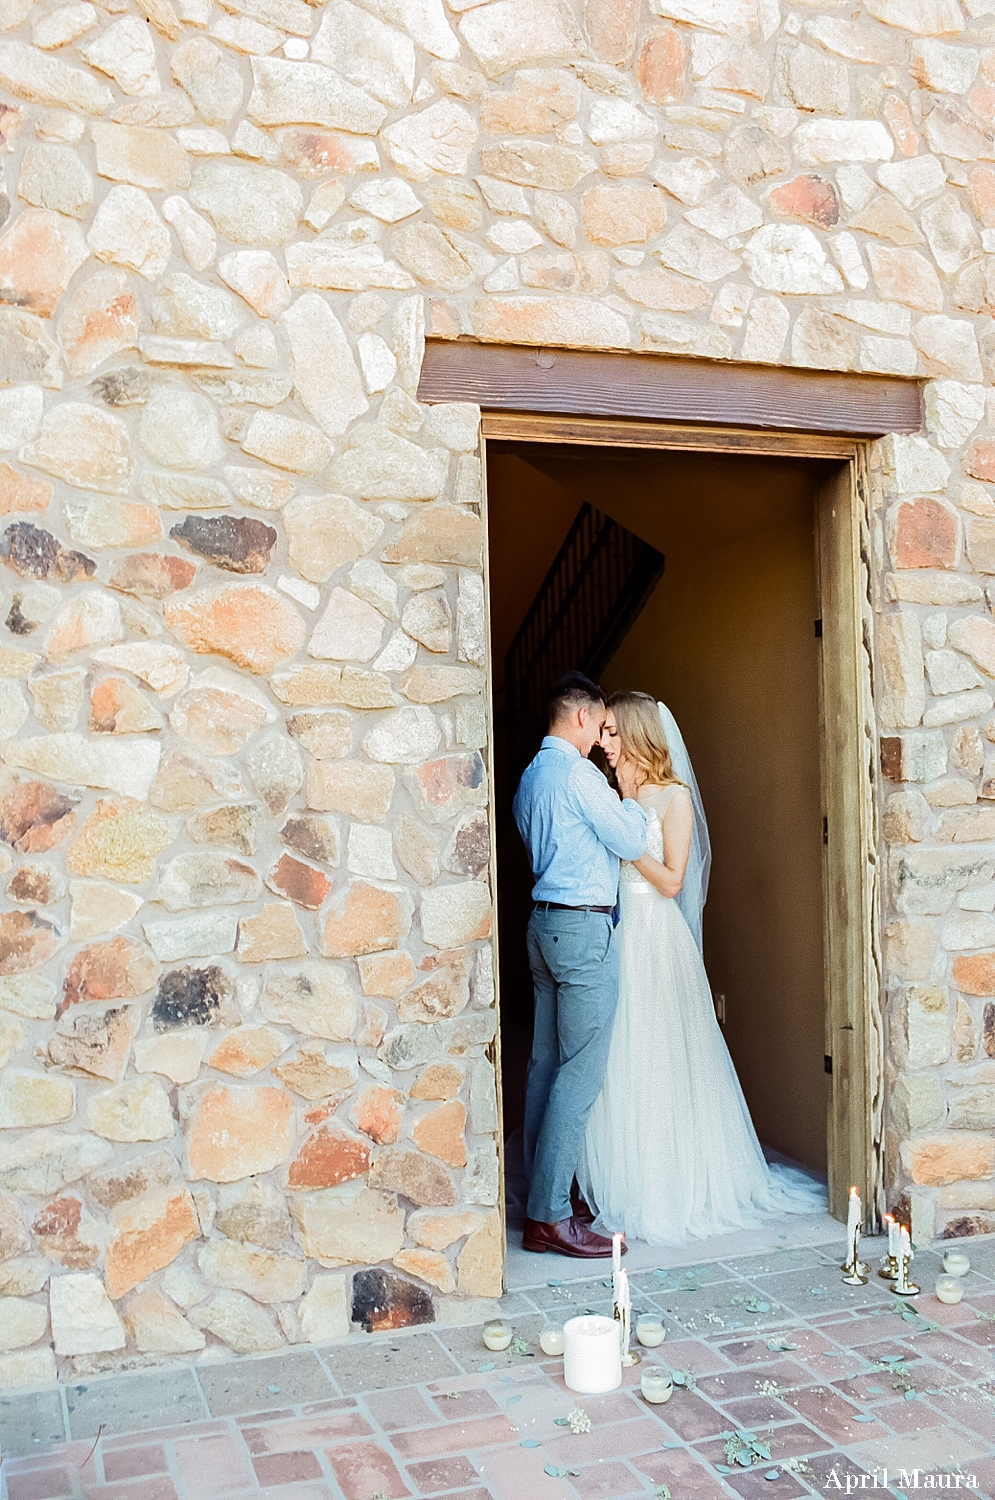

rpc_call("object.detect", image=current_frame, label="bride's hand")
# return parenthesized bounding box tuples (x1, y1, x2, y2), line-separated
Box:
(616, 760, 640, 801)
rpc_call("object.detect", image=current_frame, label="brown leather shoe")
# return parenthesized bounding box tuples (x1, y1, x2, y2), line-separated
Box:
(570, 1184, 595, 1225)
(522, 1216, 624, 1258)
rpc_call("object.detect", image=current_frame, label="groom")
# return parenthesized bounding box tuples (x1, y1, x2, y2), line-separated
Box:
(513, 672, 648, 1257)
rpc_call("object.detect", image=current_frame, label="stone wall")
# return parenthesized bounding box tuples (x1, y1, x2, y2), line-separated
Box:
(0, 0, 992, 1388)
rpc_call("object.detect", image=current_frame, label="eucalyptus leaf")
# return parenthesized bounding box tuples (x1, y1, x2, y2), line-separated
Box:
(478, 1363, 495, 1372)
(520, 1439, 539, 1448)
(853, 1414, 875, 1422)
(764, 1471, 780, 1481)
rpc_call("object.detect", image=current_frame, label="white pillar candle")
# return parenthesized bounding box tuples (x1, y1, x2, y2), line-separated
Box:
(899, 1225, 912, 1262)
(539, 1326, 564, 1356)
(935, 1274, 964, 1305)
(942, 1249, 970, 1277)
(563, 1315, 622, 1394)
(886, 1214, 899, 1259)
(846, 1187, 860, 1249)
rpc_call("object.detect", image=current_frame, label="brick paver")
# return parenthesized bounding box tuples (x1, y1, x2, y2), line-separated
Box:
(3, 1234, 995, 1499)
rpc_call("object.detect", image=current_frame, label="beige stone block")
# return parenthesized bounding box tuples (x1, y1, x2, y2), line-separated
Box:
(0, 38, 111, 113)
(0, 1130, 112, 1195)
(0, 1297, 46, 1351)
(307, 761, 395, 824)
(215, 1179, 291, 1251)
(0, 1346, 56, 1389)
(50, 1272, 124, 1354)
(134, 1030, 209, 1086)
(408, 1208, 484, 1250)
(299, 1272, 350, 1342)
(901, 1131, 995, 1186)
(421, 882, 492, 949)
(892, 1073, 946, 1135)
(885, 919, 936, 982)
(459, 0, 582, 77)
(66, 799, 174, 885)
(274, 1043, 358, 1102)
(198, 1240, 306, 1303)
(261, 962, 358, 1041)
(456, 1208, 501, 1297)
(88, 1077, 174, 1143)
(172, 37, 243, 125)
(906, 985, 950, 1067)
(87, 184, 170, 281)
(0, 1069, 73, 1129)
(19, 141, 93, 219)
(123, 1289, 205, 1352)
(191, 1289, 283, 1352)
(289, 1182, 404, 1268)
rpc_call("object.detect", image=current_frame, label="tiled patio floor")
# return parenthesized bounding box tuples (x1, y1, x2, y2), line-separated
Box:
(3, 1233, 995, 1499)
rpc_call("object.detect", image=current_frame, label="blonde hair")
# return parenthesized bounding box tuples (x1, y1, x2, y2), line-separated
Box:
(608, 691, 684, 789)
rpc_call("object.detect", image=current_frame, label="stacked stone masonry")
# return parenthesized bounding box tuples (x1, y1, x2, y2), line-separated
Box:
(0, 0, 989, 1392)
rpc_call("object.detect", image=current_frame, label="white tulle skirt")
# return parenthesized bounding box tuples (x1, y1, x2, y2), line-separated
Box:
(578, 878, 826, 1246)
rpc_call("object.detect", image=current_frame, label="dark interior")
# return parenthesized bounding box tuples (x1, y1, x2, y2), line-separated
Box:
(488, 441, 837, 1189)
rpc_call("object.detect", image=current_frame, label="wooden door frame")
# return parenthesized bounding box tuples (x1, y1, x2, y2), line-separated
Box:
(478, 412, 884, 1230)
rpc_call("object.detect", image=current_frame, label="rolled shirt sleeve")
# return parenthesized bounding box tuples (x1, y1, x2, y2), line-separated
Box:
(570, 760, 648, 861)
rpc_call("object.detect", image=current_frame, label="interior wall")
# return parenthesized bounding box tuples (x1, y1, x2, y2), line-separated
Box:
(487, 444, 832, 1174)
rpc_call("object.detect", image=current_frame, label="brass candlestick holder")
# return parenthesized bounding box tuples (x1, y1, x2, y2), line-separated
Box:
(892, 1251, 919, 1298)
(841, 1229, 868, 1285)
(877, 1252, 899, 1282)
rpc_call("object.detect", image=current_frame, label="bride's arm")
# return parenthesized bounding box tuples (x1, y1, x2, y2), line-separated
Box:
(631, 788, 693, 899)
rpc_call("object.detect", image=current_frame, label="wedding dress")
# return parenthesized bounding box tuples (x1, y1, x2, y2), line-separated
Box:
(578, 765, 826, 1246)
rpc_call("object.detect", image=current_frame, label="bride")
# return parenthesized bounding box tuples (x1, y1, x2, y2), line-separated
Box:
(578, 691, 825, 1246)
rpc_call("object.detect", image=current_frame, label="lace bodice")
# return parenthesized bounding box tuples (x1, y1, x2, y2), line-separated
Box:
(620, 806, 663, 881)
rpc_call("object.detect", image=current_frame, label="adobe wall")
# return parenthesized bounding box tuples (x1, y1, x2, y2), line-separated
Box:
(0, 0, 988, 1384)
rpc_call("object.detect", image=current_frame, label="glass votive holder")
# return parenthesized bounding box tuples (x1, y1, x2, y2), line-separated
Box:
(539, 1325, 564, 1356)
(636, 1315, 666, 1348)
(942, 1249, 970, 1277)
(935, 1274, 964, 1305)
(483, 1319, 513, 1351)
(640, 1365, 673, 1404)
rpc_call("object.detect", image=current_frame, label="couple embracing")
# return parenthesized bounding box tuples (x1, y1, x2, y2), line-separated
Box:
(514, 673, 822, 1258)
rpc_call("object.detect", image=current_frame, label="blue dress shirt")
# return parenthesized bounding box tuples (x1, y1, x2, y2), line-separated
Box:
(513, 736, 649, 906)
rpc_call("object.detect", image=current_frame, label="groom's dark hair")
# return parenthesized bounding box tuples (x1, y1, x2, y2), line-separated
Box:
(548, 671, 605, 726)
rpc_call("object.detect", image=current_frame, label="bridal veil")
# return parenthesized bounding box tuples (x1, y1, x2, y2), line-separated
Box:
(657, 702, 711, 952)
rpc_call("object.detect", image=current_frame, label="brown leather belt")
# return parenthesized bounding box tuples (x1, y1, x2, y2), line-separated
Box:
(534, 902, 613, 914)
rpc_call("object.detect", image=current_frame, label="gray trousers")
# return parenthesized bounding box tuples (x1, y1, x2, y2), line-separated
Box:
(523, 906, 619, 1224)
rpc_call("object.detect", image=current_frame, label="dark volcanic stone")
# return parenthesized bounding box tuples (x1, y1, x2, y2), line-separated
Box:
(940, 1214, 995, 1239)
(444, 811, 489, 877)
(170, 515, 276, 574)
(90, 368, 152, 407)
(6, 594, 33, 635)
(985, 1001, 995, 1060)
(351, 1269, 435, 1333)
(107, 551, 197, 600)
(280, 814, 339, 867)
(152, 964, 232, 1032)
(0, 523, 95, 581)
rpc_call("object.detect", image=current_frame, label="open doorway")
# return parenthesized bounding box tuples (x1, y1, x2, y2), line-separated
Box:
(486, 439, 844, 1237)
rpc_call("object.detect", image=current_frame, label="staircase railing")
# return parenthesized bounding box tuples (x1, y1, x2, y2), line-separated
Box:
(504, 503, 665, 778)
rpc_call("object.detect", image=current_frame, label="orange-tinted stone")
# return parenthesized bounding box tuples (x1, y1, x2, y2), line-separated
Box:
(903, 1133, 995, 1186)
(636, 28, 686, 105)
(582, 184, 666, 246)
(953, 953, 995, 996)
(411, 1101, 467, 1168)
(89, 676, 161, 734)
(32, 1194, 100, 1269)
(0, 909, 61, 973)
(266, 853, 332, 911)
(410, 1063, 463, 1102)
(393, 1246, 454, 1293)
(479, 76, 578, 135)
(107, 552, 198, 600)
(767, 174, 839, 228)
(105, 1186, 199, 1299)
(321, 881, 412, 959)
(185, 1083, 294, 1183)
(356, 950, 416, 999)
(349, 1084, 404, 1145)
(288, 1123, 371, 1189)
(62, 936, 157, 1010)
(971, 167, 995, 229)
(456, 1209, 502, 1297)
(890, 497, 959, 570)
(883, 93, 919, 157)
(0, 209, 87, 317)
(0, 779, 77, 853)
(164, 584, 306, 675)
(0, 464, 52, 516)
(208, 1025, 287, 1077)
(237, 902, 308, 963)
(967, 440, 995, 485)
